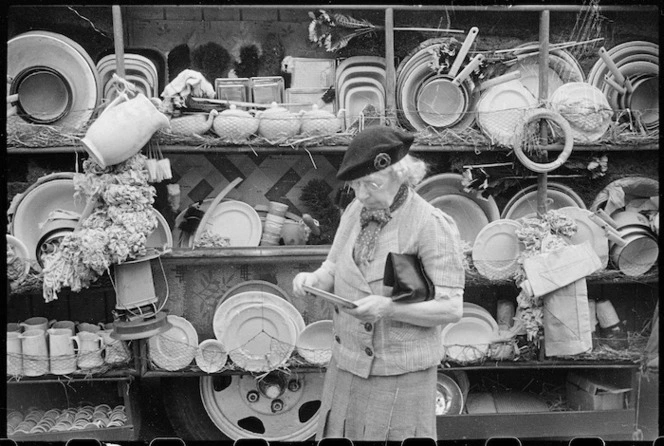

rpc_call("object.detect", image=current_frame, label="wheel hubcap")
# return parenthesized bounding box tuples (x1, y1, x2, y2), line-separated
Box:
(200, 371, 324, 441)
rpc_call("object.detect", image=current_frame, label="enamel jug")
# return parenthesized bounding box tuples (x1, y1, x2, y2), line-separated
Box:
(81, 92, 170, 168)
(47, 328, 77, 375)
(7, 331, 23, 376)
(18, 329, 49, 376)
(72, 331, 106, 369)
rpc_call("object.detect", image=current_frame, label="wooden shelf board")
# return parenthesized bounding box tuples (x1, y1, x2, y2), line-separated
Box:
(6, 369, 139, 385)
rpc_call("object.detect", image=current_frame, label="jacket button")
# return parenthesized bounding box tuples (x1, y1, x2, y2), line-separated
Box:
(334, 306, 339, 314)
(365, 347, 373, 356)
(335, 335, 341, 344)
(364, 322, 373, 332)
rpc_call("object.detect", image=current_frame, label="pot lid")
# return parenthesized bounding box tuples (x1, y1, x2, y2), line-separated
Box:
(301, 104, 335, 119)
(220, 104, 254, 118)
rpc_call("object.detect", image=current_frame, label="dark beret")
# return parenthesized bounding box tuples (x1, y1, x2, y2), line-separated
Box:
(336, 126, 415, 181)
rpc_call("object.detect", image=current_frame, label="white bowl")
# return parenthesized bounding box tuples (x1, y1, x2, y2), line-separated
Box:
(195, 339, 228, 373)
(296, 320, 334, 365)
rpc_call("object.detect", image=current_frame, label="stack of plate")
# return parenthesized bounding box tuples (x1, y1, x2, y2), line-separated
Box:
(587, 41, 659, 132)
(8, 31, 100, 129)
(501, 182, 586, 220)
(442, 303, 499, 364)
(335, 56, 386, 129)
(213, 291, 305, 372)
(396, 38, 478, 132)
(415, 173, 500, 245)
(97, 54, 160, 101)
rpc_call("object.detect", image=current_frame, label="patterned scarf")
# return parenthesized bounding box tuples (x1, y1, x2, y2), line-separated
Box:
(353, 184, 409, 265)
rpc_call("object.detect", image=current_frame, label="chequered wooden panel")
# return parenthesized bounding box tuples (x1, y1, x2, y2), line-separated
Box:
(168, 153, 343, 216)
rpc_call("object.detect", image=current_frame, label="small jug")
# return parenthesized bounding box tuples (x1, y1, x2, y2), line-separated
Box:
(47, 328, 77, 375)
(18, 329, 49, 376)
(7, 322, 23, 333)
(72, 331, 106, 370)
(50, 320, 76, 336)
(81, 92, 170, 168)
(99, 329, 131, 365)
(77, 322, 102, 334)
(7, 331, 23, 376)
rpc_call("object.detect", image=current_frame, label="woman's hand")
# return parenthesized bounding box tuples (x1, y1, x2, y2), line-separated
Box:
(345, 294, 395, 323)
(292, 272, 319, 299)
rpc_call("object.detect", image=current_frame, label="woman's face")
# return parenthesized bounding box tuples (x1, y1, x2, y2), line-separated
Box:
(348, 169, 402, 209)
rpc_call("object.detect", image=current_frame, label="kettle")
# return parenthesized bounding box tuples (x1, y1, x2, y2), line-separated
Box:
(256, 102, 302, 140)
(300, 105, 345, 137)
(212, 105, 259, 141)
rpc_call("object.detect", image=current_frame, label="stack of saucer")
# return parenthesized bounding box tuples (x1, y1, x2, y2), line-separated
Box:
(260, 201, 288, 246)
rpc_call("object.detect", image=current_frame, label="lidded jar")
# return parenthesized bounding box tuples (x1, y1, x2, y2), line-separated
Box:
(212, 104, 259, 141)
(300, 105, 344, 137)
(257, 102, 302, 140)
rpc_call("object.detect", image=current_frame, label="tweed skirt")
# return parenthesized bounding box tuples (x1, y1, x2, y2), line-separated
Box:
(316, 358, 438, 441)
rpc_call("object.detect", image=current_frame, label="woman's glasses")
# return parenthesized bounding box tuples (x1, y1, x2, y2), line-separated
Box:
(347, 179, 386, 192)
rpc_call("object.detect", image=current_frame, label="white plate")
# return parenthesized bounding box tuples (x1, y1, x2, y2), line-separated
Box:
(195, 339, 228, 373)
(429, 194, 489, 244)
(148, 315, 199, 371)
(442, 317, 494, 363)
(463, 306, 499, 333)
(213, 290, 305, 342)
(502, 189, 583, 220)
(8, 32, 99, 129)
(476, 79, 537, 148)
(557, 206, 609, 269)
(505, 58, 565, 99)
(472, 219, 524, 280)
(296, 320, 334, 365)
(194, 200, 262, 247)
(550, 82, 612, 143)
(415, 173, 501, 222)
(224, 303, 297, 372)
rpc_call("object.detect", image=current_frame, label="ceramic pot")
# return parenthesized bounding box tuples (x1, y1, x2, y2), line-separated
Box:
(300, 105, 344, 136)
(212, 105, 259, 141)
(256, 102, 302, 140)
(81, 92, 170, 168)
(169, 109, 218, 136)
(47, 328, 77, 375)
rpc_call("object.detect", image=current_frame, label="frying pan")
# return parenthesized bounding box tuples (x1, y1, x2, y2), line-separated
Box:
(415, 28, 479, 128)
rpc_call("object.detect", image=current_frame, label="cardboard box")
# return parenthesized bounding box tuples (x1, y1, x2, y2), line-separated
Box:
(566, 372, 631, 411)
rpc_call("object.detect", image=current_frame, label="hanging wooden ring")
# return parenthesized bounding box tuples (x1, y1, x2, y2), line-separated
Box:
(514, 108, 574, 173)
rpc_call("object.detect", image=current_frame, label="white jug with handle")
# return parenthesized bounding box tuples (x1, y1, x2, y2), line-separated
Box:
(47, 328, 77, 375)
(99, 329, 131, 365)
(80, 91, 170, 168)
(7, 331, 23, 376)
(19, 316, 51, 333)
(18, 329, 49, 376)
(72, 331, 105, 369)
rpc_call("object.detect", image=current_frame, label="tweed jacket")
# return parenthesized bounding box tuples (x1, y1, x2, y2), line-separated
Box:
(319, 188, 465, 378)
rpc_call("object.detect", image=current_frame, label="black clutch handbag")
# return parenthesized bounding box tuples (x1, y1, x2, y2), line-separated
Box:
(383, 252, 435, 303)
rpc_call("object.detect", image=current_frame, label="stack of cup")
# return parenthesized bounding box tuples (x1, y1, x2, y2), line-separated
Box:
(261, 201, 289, 246)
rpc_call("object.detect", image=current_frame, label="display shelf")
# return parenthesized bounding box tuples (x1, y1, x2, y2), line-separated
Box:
(6, 370, 140, 385)
(436, 409, 636, 440)
(5, 141, 660, 155)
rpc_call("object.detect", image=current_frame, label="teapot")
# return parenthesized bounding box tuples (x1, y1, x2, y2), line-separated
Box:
(300, 105, 345, 137)
(169, 109, 218, 136)
(212, 104, 259, 141)
(256, 102, 302, 140)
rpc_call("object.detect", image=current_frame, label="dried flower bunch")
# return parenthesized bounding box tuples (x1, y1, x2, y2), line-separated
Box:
(41, 154, 157, 302)
(308, 9, 378, 52)
(513, 209, 578, 341)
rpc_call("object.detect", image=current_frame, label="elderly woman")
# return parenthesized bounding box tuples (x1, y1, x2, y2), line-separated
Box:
(292, 126, 465, 441)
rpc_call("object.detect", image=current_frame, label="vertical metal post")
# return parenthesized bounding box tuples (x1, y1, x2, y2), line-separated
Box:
(112, 5, 126, 78)
(384, 7, 396, 127)
(536, 10, 550, 217)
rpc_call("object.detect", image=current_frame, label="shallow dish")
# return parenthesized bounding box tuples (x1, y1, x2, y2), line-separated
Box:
(472, 219, 524, 280)
(148, 315, 198, 371)
(442, 317, 494, 363)
(343, 85, 385, 129)
(296, 320, 334, 365)
(428, 194, 489, 244)
(502, 189, 583, 220)
(195, 339, 228, 373)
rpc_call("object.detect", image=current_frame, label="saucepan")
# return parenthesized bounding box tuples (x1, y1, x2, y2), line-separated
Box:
(416, 27, 479, 128)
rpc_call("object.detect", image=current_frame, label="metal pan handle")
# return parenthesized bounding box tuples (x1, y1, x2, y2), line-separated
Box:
(452, 54, 485, 86)
(449, 27, 479, 78)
